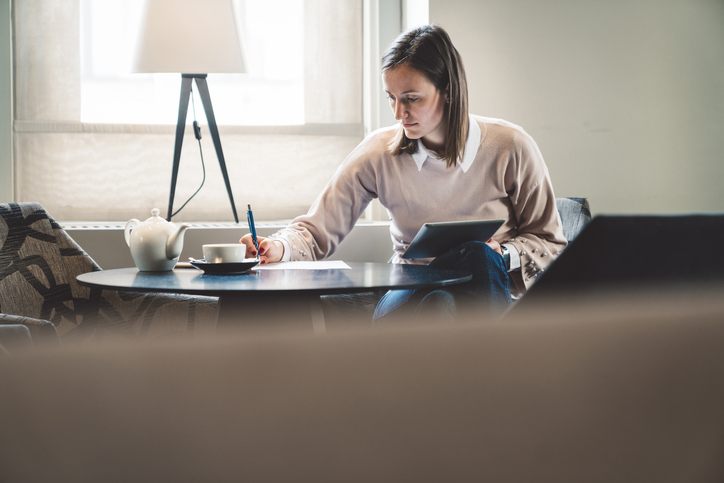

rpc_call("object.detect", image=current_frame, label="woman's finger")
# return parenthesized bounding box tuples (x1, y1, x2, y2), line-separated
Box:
(239, 234, 263, 257)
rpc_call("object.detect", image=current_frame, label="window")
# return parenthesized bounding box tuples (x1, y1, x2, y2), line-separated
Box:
(79, 0, 304, 125)
(14, 0, 364, 222)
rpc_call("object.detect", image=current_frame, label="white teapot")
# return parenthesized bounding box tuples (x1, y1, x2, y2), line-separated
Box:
(124, 208, 190, 271)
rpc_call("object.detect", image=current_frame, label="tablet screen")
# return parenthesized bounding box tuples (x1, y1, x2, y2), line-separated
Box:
(402, 219, 506, 259)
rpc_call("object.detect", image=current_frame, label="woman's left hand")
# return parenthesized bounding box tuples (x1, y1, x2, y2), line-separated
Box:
(485, 238, 502, 256)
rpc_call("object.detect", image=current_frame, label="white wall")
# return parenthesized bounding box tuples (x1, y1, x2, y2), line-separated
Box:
(0, 0, 11, 202)
(65, 222, 393, 269)
(431, 0, 724, 214)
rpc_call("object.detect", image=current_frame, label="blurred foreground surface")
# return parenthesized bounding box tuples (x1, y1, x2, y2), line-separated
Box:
(2, 282, 724, 482)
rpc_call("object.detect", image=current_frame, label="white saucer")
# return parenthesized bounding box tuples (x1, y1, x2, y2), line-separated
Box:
(189, 259, 260, 275)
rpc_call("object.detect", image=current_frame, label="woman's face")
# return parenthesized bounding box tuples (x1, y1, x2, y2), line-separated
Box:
(382, 64, 448, 151)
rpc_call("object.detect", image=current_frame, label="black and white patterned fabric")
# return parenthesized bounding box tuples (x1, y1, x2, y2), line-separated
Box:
(0, 203, 218, 343)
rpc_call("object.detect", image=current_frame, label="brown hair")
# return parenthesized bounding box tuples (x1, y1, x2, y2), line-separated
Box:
(381, 25, 469, 168)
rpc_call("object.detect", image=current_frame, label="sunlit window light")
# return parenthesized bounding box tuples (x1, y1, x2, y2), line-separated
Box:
(80, 0, 304, 125)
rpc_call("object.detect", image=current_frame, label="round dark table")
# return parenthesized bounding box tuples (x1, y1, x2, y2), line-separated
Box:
(77, 262, 472, 334)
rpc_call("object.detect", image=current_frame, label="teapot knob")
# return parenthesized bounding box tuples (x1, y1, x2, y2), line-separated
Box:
(151, 208, 161, 217)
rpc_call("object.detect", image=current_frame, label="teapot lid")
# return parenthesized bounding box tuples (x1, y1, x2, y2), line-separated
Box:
(144, 208, 166, 223)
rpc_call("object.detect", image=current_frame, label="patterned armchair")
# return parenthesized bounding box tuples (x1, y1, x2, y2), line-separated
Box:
(0, 203, 218, 345)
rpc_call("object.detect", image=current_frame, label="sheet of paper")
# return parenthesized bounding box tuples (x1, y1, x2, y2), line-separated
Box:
(253, 260, 351, 270)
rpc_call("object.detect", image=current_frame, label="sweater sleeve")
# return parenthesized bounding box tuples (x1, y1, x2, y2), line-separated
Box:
(501, 129, 567, 294)
(270, 142, 379, 261)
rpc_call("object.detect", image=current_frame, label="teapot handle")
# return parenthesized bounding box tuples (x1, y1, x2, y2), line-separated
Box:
(124, 219, 140, 247)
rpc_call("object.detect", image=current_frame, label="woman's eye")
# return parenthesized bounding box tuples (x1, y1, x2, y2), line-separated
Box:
(407, 97, 419, 102)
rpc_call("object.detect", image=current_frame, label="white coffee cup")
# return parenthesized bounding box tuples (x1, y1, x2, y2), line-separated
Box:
(202, 244, 247, 264)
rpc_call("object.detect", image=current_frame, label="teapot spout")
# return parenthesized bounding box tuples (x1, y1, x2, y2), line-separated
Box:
(166, 223, 191, 260)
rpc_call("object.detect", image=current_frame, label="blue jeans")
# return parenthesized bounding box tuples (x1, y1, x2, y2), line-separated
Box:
(373, 241, 512, 323)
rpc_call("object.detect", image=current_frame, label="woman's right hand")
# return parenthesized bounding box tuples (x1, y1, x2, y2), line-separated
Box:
(240, 234, 285, 264)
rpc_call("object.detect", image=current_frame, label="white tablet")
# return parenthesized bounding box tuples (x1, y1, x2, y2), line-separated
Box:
(401, 219, 506, 259)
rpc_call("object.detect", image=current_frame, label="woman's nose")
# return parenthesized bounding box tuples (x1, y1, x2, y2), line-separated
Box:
(393, 101, 406, 120)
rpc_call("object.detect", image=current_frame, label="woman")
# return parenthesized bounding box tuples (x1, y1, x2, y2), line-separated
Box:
(241, 25, 566, 322)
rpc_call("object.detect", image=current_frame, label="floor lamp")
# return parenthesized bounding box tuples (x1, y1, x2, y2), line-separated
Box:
(131, 0, 248, 222)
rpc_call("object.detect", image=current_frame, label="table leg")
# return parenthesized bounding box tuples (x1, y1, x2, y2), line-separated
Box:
(216, 293, 325, 335)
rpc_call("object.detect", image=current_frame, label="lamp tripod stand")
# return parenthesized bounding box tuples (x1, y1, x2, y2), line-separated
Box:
(167, 74, 239, 223)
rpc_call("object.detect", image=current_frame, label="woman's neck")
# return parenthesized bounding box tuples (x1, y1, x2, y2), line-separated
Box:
(421, 129, 446, 153)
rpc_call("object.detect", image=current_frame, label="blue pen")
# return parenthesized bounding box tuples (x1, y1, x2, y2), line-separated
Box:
(247, 204, 260, 259)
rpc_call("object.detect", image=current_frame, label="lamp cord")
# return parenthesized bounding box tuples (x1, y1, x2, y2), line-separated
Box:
(171, 88, 207, 218)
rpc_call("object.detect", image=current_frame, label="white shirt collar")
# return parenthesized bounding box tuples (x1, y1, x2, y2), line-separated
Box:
(410, 114, 481, 173)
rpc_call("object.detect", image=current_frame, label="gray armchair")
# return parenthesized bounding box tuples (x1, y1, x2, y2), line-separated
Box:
(555, 197, 591, 243)
(0, 203, 218, 346)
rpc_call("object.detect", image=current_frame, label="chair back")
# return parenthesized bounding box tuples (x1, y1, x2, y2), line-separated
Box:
(0, 203, 101, 326)
(0, 203, 218, 342)
(555, 197, 591, 243)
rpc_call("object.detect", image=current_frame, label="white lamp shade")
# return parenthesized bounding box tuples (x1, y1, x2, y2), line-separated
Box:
(132, 0, 248, 74)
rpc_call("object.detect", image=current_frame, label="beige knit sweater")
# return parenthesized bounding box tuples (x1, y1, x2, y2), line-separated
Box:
(271, 115, 567, 295)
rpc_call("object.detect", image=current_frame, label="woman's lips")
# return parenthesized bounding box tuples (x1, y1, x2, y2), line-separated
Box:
(402, 122, 417, 128)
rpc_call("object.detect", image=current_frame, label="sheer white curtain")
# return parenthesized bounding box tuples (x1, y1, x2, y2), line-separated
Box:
(13, 0, 364, 222)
